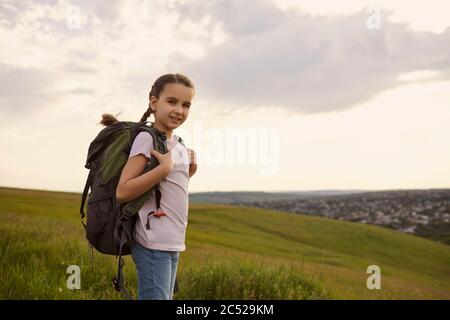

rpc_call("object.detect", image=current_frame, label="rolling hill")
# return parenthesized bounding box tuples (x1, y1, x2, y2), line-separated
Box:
(0, 186, 449, 299)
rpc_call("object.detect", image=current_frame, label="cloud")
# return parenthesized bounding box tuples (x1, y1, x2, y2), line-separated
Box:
(1, 0, 449, 119)
(272, 0, 450, 34)
(171, 0, 450, 114)
(0, 63, 59, 117)
(0, 0, 195, 121)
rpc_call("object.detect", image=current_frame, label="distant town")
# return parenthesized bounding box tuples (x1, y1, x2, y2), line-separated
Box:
(190, 189, 450, 245)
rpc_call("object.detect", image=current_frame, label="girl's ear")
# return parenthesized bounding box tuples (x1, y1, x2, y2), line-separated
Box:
(149, 99, 156, 112)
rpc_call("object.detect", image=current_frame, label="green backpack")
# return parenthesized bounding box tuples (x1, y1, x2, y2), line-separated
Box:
(79, 120, 185, 299)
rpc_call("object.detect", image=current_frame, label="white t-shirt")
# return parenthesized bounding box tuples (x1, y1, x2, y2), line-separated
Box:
(128, 131, 190, 251)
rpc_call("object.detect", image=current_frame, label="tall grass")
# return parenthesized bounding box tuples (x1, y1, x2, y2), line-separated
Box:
(0, 210, 332, 299)
(1, 187, 449, 300)
(175, 257, 333, 300)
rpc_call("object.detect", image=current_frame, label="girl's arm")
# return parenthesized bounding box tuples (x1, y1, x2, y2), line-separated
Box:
(116, 150, 173, 203)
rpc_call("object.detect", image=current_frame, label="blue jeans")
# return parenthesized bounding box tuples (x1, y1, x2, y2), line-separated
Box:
(131, 241, 180, 300)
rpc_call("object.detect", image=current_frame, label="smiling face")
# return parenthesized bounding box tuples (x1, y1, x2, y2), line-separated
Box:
(150, 82, 194, 136)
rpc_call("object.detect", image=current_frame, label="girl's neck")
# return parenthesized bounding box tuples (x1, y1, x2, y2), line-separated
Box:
(152, 120, 173, 140)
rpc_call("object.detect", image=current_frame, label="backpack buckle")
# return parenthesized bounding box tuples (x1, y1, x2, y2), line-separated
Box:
(112, 277, 121, 292)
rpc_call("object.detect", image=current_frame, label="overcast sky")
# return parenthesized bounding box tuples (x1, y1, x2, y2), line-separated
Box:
(1, 0, 449, 193)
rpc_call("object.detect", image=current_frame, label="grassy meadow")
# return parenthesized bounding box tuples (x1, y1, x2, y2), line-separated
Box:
(0, 186, 449, 300)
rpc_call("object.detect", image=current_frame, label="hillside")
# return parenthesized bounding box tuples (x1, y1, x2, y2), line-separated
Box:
(191, 189, 450, 245)
(0, 186, 449, 299)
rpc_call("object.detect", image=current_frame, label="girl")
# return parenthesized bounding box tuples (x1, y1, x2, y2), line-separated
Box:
(113, 73, 197, 300)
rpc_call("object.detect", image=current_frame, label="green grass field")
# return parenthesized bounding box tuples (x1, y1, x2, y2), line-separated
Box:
(0, 186, 449, 299)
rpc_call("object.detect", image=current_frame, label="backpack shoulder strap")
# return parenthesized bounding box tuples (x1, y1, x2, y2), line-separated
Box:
(119, 123, 169, 220)
(173, 133, 186, 148)
(137, 122, 169, 153)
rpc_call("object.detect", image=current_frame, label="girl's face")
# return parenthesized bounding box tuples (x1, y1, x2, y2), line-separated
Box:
(150, 83, 194, 131)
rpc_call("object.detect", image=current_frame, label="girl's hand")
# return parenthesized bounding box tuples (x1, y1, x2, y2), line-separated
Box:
(150, 149, 173, 175)
(187, 148, 197, 178)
